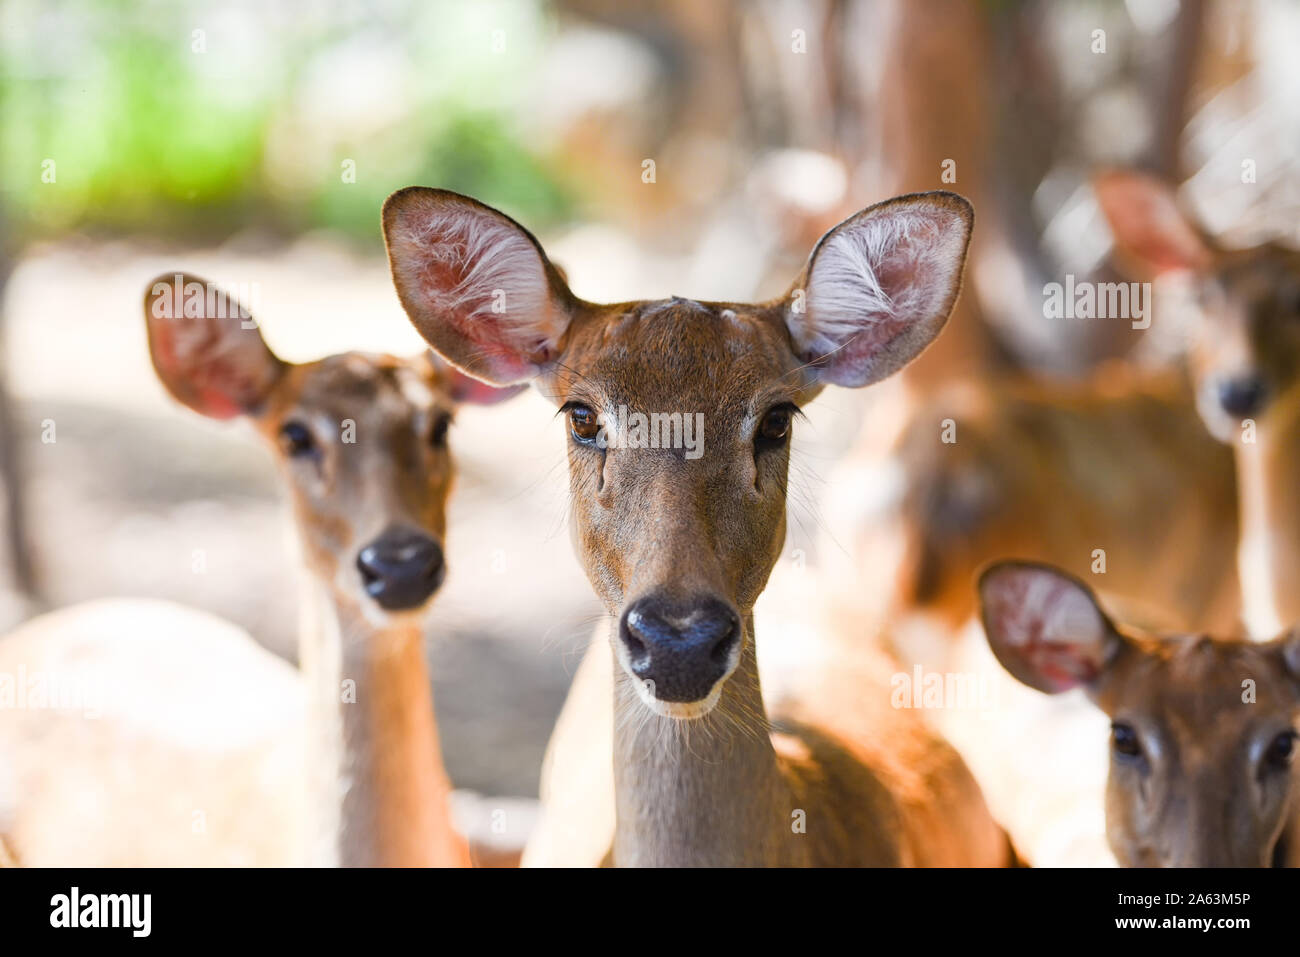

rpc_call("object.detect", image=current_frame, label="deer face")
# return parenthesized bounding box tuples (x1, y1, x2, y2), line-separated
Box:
(382, 187, 973, 717)
(1094, 170, 1300, 441)
(143, 273, 521, 626)
(980, 561, 1300, 867)
(546, 300, 810, 713)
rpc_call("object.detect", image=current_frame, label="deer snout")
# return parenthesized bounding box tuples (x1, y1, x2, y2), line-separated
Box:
(618, 594, 741, 705)
(356, 525, 445, 611)
(1216, 374, 1267, 418)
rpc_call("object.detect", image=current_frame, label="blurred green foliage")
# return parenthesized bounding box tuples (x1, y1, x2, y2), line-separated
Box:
(0, 0, 574, 247)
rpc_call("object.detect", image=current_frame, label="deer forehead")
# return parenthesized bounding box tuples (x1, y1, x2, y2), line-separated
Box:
(1106, 636, 1297, 733)
(1212, 247, 1300, 300)
(282, 354, 444, 425)
(559, 301, 801, 411)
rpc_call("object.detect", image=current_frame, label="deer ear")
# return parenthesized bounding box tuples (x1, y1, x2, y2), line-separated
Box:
(1093, 169, 1214, 277)
(425, 352, 529, 406)
(383, 187, 575, 387)
(1272, 628, 1300, 683)
(978, 561, 1123, 695)
(784, 191, 973, 388)
(143, 273, 285, 420)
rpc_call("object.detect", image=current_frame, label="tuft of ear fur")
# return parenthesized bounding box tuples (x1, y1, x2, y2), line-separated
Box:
(978, 561, 1124, 695)
(785, 191, 973, 388)
(382, 188, 574, 386)
(142, 272, 284, 419)
(1093, 169, 1214, 277)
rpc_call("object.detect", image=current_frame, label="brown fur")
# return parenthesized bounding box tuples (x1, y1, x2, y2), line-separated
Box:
(856, 369, 1239, 639)
(384, 187, 1009, 867)
(167, 300, 474, 867)
(980, 562, 1300, 867)
(0, 277, 483, 866)
(843, 175, 1300, 660)
(1093, 171, 1300, 635)
(188, 337, 472, 867)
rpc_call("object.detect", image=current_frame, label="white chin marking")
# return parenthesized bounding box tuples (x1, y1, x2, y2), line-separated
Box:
(634, 680, 722, 720)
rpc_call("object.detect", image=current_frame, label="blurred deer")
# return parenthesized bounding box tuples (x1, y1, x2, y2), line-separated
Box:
(832, 165, 1300, 661)
(817, 168, 1300, 864)
(979, 560, 1298, 867)
(1093, 170, 1300, 639)
(383, 186, 1012, 866)
(0, 274, 519, 866)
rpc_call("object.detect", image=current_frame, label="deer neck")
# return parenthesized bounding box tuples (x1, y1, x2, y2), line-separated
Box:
(611, 614, 798, 866)
(297, 574, 467, 867)
(1235, 386, 1300, 639)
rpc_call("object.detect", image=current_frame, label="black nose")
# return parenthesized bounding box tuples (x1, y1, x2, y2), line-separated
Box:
(1218, 376, 1267, 418)
(619, 594, 741, 703)
(356, 525, 445, 611)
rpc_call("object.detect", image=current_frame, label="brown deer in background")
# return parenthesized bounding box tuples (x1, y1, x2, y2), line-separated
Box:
(979, 560, 1298, 867)
(0, 274, 520, 866)
(831, 166, 1300, 660)
(835, 168, 1300, 864)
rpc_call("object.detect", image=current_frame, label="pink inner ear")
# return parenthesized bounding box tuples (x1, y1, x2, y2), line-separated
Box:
(795, 200, 969, 387)
(416, 256, 532, 376)
(982, 569, 1108, 693)
(1007, 618, 1101, 693)
(151, 315, 267, 419)
(1095, 175, 1211, 274)
(446, 368, 529, 406)
(390, 199, 561, 384)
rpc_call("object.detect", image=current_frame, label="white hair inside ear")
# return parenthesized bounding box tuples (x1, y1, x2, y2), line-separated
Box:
(383, 187, 574, 385)
(400, 207, 552, 331)
(787, 194, 972, 387)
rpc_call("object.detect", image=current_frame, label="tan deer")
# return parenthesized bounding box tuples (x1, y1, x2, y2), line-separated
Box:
(842, 169, 1300, 653)
(831, 366, 1240, 652)
(1091, 170, 1300, 640)
(0, 273, 519, 866)
(978, 560, 1299, 867)
(820, 170, 1300, 864)
(382, 186, 1012, 866)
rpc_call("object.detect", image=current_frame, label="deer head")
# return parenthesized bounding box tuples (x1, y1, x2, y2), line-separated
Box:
(980, 560, 1300, 867)
(1094, 169, 1300, 442)
(382, 187, 973, 717)
(142, 272, 521, 631)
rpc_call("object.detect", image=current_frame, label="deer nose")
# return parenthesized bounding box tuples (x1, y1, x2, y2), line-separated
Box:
(1217, 375, 1266, 418)
(356, 525, 445, 611)
(619, 594, 741, 703)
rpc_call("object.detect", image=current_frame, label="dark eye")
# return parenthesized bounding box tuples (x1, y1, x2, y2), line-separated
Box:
(1266, 731, 1296, 771)
(278, 421, 316, 458)
(756, 404, 796, 448)
(429, 413, 451, 448)
(566, 404, 600, 444)
(1111, 722, 1142, 759)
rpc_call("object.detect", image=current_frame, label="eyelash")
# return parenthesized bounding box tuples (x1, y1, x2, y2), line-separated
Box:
(755, 402, 802, 449)
(559, 401, 600, 446)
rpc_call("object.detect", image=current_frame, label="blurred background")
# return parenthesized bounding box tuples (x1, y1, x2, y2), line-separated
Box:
(0, 0, 1298, 840)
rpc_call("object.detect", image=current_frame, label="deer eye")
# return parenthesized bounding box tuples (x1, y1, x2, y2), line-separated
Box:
(429, 413, 452, 449)
(756, 404, 797, 449)
(1265, 731, 1296, 771)
(278, 421, 317, 459)
(565, 403, 600, 445)
(1111, 722, 1142, 759)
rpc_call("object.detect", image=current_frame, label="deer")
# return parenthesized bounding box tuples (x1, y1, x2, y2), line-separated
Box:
(381, 185, 1013, 866)
(0, 272, 519, 866)
(829, 166, 1300, 665)
(1090, 169, 1300, 641)
(978, 560, 1299, 867)
(816, 170, 1300, 864)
